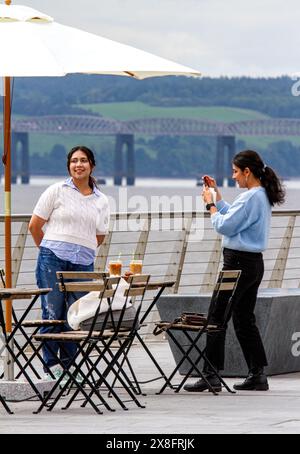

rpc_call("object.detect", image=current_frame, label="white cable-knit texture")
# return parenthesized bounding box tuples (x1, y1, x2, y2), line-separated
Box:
(33, 182, 110, 250)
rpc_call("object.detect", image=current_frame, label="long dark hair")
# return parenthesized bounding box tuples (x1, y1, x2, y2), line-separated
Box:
(233, 150, 285, 206)
(67, 146, 98, 190)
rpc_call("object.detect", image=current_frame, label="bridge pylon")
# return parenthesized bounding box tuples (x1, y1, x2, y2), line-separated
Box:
(215, 135, 236, 187)
(114, 134, 135, 186)
(11, 132, 30, 184)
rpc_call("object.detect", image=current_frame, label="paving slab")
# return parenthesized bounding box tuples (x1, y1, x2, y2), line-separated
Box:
(1, 341, 300, 434)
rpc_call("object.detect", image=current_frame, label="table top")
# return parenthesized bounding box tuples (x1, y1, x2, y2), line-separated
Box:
(0, 287, 52, 299)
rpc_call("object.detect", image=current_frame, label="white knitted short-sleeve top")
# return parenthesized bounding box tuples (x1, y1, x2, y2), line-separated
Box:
(33, 182, 110, 251)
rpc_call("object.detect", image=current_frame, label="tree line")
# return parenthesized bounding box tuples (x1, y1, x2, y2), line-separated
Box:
(10, 75, 300, 179)
(29, 137, 300, 180)
(12, 75, 300, 118)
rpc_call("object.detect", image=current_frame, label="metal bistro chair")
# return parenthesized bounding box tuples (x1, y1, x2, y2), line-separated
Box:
(55, 270, 138, 395)
(56, 270, 139, 399)
(33, 274, 150, 414)
(11, 272, 115, 384)
(64, 273, 151, 412)
(154, 270, 241, 395)
(0, 269, 65, 383)
(56, 270, 152, 397)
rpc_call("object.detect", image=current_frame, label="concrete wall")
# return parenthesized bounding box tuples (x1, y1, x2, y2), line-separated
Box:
(157, 289, 300, 376)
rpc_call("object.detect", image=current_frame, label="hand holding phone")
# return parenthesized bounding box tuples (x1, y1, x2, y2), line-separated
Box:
(203, 176, 211, 187)
(202, 175, 217, 203)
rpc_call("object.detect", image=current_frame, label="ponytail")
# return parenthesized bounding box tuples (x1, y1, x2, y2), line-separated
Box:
(89, 175, 98, 190)
(233, 150, 285, 206)
(260, 165, 285, 206)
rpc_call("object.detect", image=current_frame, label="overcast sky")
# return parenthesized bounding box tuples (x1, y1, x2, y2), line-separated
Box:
(15, 0, 300, 77)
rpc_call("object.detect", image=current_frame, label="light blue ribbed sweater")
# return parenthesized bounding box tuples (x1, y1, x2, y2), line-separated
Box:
(211, 187, 272, 253)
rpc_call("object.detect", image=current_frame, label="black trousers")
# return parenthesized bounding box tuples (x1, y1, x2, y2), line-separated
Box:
(205, 247, 268, 372)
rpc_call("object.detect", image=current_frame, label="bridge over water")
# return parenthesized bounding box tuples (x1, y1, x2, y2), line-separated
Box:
(2, 115, 300, 185)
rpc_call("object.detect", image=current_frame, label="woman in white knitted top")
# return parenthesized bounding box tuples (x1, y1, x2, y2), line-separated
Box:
(29, 146, 110, 379)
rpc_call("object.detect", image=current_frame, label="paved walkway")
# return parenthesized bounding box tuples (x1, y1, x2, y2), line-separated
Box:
(1, 341, 300, 434)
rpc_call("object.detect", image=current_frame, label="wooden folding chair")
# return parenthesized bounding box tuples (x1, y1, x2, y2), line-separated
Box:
(0, 268, 66, 382)
(67, 273, 151, 411)
(154, 270, 241, 394)
(33, 274, 150, 414)
(13, 271, 110, 383)
(99, 273, 152, 397)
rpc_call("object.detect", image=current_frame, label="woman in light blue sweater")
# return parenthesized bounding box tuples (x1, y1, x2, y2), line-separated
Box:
(185, 150, 285, 393)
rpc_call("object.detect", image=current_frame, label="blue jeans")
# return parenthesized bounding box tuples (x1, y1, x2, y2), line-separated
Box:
(36, 247, 94, 370)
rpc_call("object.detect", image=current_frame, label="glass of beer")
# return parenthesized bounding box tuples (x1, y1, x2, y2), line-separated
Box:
(109, 259, 122, 276)
(129, 259, 143, 275)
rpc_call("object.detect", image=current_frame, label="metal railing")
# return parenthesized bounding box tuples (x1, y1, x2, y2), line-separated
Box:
(1, 210, 300, 342)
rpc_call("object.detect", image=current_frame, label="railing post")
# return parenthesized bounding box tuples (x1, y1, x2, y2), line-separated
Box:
(134, 214, 151, 261)
(94, 216, 115, 271)
(170, 215, 193, 294)
(200, 236, 222, 292)
(268, 215, 296, 287)
(12, 221, 29, 287)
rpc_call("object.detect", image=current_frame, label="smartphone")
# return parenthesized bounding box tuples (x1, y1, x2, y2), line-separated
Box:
(203, 176, 211, 187)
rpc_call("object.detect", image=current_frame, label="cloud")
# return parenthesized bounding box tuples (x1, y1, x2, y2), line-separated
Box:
(19, 0, 300, 76)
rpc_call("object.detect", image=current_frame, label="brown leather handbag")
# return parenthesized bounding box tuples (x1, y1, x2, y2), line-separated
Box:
(180, 312, 207, 325)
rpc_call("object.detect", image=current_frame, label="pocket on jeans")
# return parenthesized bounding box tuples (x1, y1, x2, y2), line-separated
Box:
(39, 247, 54, 257)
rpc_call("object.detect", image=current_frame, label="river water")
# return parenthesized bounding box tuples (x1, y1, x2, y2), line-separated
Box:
(0, 176, 299, 214)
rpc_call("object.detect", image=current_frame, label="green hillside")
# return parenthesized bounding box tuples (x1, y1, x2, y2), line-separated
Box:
(79, 101, 270, 122)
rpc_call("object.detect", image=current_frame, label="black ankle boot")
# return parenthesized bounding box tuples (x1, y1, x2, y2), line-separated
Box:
(233, 368, 269, 391)
(184, 374, 222, 393)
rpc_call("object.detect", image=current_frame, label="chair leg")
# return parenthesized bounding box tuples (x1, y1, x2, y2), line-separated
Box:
(81, 338, 145, 410)
(33, 341, 104, 415)
(135, 332, 171, 386)
(60, 344, 116, 413)
(3, 339, 45, 401)
(157, 329, 210, 394)
(14, 329, 51, 380)
(156, 329, 222, 395)
(0, 329, 42, 380)
(13, 337, 42, 380)
(47, 343, 111, 414)
(177, 331, 235, 394)
(0, 394, 13, 415)
(65, 343, 131, 412)
(107, 338, 144, 396)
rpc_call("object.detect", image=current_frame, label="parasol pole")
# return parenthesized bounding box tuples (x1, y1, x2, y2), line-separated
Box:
(3, 0, 14, 380)
(4, 0, 13, 331)
(3, 76, 12, 332)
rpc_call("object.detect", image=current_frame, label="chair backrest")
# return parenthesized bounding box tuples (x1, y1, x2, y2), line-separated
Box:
(122, 274, 150, 328)
(123, 274, 150, 298)
(74, 274, 151, 337)
(56, 271, 109, 281)
(92, 274, 151, 336)
(207, 270, 241, 328)
(79, 275, 122, 337)
(56, 271, 109, 292)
